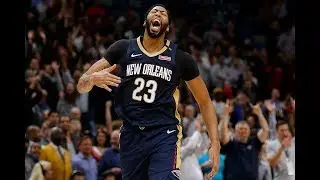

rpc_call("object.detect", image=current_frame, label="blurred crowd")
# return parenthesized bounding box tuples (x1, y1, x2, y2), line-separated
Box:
(25, 0, 295, 180)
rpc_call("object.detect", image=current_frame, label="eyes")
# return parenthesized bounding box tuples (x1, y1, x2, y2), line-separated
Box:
(150, 9, 167, 17)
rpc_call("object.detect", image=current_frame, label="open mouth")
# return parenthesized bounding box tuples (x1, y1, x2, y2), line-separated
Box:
(150, 19, 161, 32)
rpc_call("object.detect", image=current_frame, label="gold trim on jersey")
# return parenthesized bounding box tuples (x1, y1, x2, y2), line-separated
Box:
(172, 88, 182, 169)
(174, 124, 183, 169)
(172, 88, 181, 123)
(137, 36, 171, 57)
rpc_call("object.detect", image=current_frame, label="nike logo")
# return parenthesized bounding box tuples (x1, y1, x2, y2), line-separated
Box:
(167, 129, 176, 134)
(131, 53, 142, 58)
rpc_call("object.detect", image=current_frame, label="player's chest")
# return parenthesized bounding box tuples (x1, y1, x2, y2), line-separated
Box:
(120, 54, 178, 82)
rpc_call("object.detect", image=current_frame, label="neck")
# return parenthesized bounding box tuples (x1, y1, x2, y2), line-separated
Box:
(142, 33, 165, 53)
(82, 152, 90, 158)
(236, 137, 248, 143)
(111, 144, 119, 150)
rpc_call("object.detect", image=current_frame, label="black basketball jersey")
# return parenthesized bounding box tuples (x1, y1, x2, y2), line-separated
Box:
(104, 36, 199, 127)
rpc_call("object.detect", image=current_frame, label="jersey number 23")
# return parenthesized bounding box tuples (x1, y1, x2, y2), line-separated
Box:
(132, 77, 158, 103)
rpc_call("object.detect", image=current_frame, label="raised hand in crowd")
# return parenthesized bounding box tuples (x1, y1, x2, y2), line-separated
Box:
(264, 100, 276, 112)
(220, 99, 233, 145)
(250, 103, 269, 142)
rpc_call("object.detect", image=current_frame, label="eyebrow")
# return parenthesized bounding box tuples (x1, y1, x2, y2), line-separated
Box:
(152, 9, 167, 13)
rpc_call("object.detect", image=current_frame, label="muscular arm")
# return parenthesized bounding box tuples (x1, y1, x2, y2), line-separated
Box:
(77, 58, 110, 93)
(77, 39, 129, 93)
(186, 77, 220, 144)
(177, 50, 219, 144)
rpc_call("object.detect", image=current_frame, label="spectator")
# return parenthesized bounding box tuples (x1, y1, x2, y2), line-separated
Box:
(246, 115, 259, 138)
(269, 89, 282, 112)
(42, 109, 50, 122)
(210, 58, 233, 88)
(57, 83, 79, 116)
(72, 135, 98, 180)
(242, 80, 257, 104)
(180, 118, 205, 180)
(92, 131, 108, 161)
(212, 88, 226, 119)
(98, 130, 121, 179)
(25, 74, 43, 127)
(182, 105, 197, 137)
(69, 66, 91, 132)
(25, 141, 41, 180)
(33, 90, 51, 124)
(26, 125, 41, 142)
(40, 62, 64, 110)
(193, 115, 211, 157)
(29, 160, 53, 180)
(70, 107, 83, 138)
(258, 143, 272, 180)
(71, 119, 82, 140)
(40, 121, 51, 146)
(70, 107, 82, 121)
(70, 170, 85, 180)
(220, 100, 269, 180)
(40, 127, 72, 180)
(267, 121, 295, 180)
(209, 43, 224, 66)
(203, 21, 224, 51)
(243, 70, 258, 87)
(264, 100, 278, 140)
(47, 111, 60, 127)
(232, 92, 250, 123)
(60, 116, 78, 157)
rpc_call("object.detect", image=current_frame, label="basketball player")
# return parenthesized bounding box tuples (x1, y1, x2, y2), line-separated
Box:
(77, 4, 220, 180)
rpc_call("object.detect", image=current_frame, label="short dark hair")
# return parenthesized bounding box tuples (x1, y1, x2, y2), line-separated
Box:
(48, 110, 59, 117)
(145, 4, 171, 25)
(276, 120, 289, 130)
(70, 170, 85, 180)
(79, 135, 93, 145)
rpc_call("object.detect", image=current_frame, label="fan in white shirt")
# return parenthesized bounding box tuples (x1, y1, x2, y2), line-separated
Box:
(180, 118, 209, 180)
(267, 121, 295, 180)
